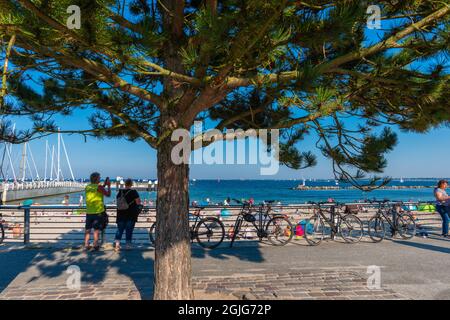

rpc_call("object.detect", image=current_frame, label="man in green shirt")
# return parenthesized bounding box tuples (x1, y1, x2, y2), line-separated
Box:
(84, 172, 111, 250)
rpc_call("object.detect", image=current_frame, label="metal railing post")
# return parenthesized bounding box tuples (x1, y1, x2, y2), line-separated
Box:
(23, 206, 31, 245)
(330, 205, 336, 240)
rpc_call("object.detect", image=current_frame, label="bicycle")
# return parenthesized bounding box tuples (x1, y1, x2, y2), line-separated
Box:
(229, 199, 293, 247)
(367, 200, 416, 242)
(304, 202, 363, 246)
(149, 206, 225, 249)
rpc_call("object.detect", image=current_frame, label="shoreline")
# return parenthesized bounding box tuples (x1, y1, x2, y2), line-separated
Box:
(292, 185, 433, 191)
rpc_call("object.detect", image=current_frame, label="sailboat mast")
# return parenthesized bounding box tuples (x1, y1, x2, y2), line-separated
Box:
(50, 145, 54, 181)
(57, 130, 61, 181)
(19, 142, 27, 182)
(60, 134, 75, 181)
(5, 143, 16, 182)
(27, 143, 40, 181)
(44, 140, 48, 182)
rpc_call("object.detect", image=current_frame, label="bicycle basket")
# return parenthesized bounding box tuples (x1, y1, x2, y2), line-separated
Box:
(243, 213, 256, 223)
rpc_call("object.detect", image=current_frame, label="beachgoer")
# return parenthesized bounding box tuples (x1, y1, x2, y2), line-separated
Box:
(62, 195, 70, 205)
(434, 180, 450, 238)
(114, 178, 141, 251)
(62, 194, 70, 217)
(84, 172, 111, 250)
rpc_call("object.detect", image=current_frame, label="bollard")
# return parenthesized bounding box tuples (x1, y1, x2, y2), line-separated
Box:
(391, 206, 398, 237)
(23, 206, 31, 245)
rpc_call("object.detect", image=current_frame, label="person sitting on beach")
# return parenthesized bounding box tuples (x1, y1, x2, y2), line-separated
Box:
(62, 194, 71, 216)
(434, 179, 450, 238)
(84, 172, 111, 250)
(222, 197, 231, 206)
(62, 195, 70, 205)
(114, 179, 141, 251)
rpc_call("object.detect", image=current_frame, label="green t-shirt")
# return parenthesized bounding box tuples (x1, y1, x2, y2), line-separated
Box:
(85, 184, 104, 214)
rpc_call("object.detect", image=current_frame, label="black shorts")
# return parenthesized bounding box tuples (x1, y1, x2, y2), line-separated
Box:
(85, 213, 105, 231)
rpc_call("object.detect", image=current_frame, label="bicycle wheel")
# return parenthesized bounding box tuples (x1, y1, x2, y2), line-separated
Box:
(195, 217, 225, 249)
(304, 215, 324, 246)
(266, 216, 293, 246)
(339, 214, 363, 243)
(149, 222, 156, 245)
(368, 216, 387, 242)
(397, 214, 416, 239)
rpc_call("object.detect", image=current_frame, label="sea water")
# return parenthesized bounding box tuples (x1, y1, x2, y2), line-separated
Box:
(28, 179, 439, 205)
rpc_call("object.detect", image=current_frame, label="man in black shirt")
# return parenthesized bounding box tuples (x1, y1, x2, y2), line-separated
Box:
(115, 179, 141, 251)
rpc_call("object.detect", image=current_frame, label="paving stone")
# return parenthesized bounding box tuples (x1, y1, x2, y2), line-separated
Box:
(0, 267, 410, 300)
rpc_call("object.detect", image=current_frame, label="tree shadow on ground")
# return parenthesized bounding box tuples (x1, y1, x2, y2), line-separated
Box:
(27, 227, 155, 299)
(18, 246, 155, 299)
(392, 239, 450, 254)
(0, 226, 155, 299)
(0, 221, 268, 299)
(0, 249, 40, 292)
(191, 241, 264, 263)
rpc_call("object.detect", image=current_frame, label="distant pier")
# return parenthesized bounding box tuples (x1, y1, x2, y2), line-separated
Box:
(1, 181, 85, 203)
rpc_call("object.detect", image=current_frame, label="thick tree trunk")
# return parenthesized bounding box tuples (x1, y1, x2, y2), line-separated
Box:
(153, 119, 192, 300)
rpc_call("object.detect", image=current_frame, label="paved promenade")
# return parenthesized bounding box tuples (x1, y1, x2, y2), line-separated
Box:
(0, 235, 449, 300)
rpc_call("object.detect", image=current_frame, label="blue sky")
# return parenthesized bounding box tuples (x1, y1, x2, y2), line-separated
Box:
(5, 115, 450, 180)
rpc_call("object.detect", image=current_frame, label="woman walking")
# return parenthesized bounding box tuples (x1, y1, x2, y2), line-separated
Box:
(434, 179, 450, 238)
(115, 178, 141, 251)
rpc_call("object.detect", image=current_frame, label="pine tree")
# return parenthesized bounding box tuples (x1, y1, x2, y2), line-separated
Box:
(1, 0, 449, 299)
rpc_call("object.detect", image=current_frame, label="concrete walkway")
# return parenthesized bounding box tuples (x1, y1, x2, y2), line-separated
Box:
(0, 235, 449, 300)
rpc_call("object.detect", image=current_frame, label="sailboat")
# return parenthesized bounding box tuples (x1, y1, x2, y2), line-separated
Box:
(400, 177, 404, 183)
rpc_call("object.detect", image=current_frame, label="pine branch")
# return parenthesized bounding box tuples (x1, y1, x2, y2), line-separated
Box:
(225, 5, 450, 88)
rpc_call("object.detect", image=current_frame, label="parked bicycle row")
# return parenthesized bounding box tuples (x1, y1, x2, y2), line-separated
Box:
(144, 198, 423, 249)
(0, 198, 439, 246)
